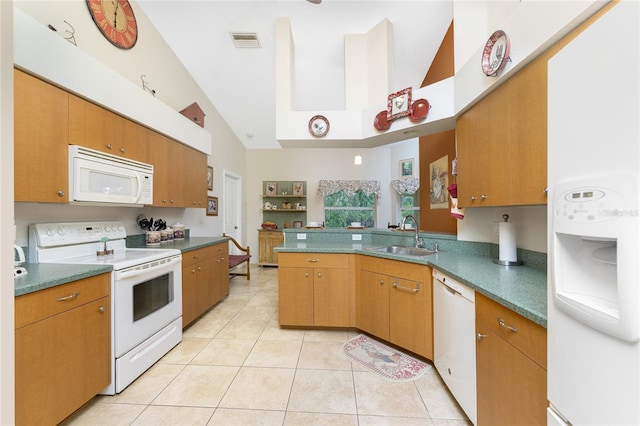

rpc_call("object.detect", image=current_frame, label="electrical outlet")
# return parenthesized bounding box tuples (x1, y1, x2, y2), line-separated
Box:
(297, 233, 307, 240)
(352, 234, 362, 241)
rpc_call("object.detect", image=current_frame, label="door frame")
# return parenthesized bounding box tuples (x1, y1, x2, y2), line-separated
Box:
(223, 169, 242, 243)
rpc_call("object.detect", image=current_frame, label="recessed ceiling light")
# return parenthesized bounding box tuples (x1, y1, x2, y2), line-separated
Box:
(230, 32, 260, 48)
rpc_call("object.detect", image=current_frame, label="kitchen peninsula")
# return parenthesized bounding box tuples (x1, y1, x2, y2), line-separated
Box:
(275, 227, 548, 425)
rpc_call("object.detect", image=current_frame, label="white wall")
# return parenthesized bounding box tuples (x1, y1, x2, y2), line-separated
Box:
(12, 1, 246, 244)
(0, 2, 14, 422)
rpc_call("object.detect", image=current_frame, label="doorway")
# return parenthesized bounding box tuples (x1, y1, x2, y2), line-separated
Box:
(223, 170, 242, 252)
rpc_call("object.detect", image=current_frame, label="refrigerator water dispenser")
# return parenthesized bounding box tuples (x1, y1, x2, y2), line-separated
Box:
(550, 174, 639, 342)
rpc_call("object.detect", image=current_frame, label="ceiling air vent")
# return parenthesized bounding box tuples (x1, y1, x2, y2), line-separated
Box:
(231, 32, 260, 48)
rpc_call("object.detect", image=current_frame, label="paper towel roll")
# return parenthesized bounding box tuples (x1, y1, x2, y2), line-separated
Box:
(499, 221, 517, 262)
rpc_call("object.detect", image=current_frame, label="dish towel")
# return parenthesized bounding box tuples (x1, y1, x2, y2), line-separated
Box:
(447, 184, 465, 220)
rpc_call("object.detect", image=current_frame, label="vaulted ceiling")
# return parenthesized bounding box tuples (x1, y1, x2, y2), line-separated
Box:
(137, 1, 453, 149)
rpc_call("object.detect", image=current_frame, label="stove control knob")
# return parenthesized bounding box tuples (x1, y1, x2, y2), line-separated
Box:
(57, 227, 65, 236)
(46, 228, 55, 237)
(117, 225, 124, 232)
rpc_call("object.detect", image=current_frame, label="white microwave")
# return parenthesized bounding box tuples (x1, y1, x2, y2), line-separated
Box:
(69, 145, 153, 206)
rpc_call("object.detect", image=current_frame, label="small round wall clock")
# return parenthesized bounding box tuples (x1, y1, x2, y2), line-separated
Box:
(86, 0, 138, 50)
(308, 115, 329, 137)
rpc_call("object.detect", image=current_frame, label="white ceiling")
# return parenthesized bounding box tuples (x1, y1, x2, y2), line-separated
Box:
(137, 1, 453, 149)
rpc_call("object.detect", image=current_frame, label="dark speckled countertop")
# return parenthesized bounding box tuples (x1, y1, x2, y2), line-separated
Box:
(14, 236, 229, 297)
(275, 229, 547, 327)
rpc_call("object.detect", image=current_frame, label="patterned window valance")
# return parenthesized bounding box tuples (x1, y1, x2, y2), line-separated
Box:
(317, 180, 382, 200)
(391, 177, 420, 195)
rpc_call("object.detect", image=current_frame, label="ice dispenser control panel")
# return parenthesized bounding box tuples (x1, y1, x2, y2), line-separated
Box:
(555, 186, 626, 223)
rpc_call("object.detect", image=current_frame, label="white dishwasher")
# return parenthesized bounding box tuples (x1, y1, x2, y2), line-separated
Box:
(433, 269, 477, 425)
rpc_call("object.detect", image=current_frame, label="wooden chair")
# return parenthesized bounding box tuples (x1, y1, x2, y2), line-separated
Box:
(223, 234, 251, 280)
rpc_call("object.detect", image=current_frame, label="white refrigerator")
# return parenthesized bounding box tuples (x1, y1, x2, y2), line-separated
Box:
(547, 2, 640, 425)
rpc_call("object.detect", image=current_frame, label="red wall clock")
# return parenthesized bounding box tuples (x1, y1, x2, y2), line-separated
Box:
(86, 0, 138, 50)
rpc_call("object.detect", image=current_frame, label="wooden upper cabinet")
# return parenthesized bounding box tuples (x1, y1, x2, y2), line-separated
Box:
(457, 85, 511, 207)
(14, 69, 69, 203)
(183, 145, 207, 208)
(509, 56, 548, 205)
(69, 94, 148, 163)
(147, 130, 184, 207)
(456, 55, 548, 208)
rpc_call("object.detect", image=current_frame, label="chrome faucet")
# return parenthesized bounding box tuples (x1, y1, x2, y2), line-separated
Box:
(400, 215, 420, 247)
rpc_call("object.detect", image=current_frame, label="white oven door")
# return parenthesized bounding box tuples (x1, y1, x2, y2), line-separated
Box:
(113, 255, 182, 357)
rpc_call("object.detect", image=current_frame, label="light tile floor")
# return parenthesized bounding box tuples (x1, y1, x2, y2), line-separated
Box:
(63, 265, 471, 426)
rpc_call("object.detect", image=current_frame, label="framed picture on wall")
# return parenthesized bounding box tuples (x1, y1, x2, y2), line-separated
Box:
(400, 158, 414, 177)
(207, 196, 218, 216)
(207, 166, 214, 191)
(293, 220, 303, 228)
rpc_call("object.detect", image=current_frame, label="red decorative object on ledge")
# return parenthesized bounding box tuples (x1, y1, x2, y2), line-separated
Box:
(180, 102, 206, 128)
(373, 90, 430, 131)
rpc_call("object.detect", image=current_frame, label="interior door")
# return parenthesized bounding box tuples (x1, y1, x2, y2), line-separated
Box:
(223, 170, 241, 252)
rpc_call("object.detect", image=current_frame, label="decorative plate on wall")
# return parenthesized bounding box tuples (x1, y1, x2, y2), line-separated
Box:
(481, 30, 510, 76)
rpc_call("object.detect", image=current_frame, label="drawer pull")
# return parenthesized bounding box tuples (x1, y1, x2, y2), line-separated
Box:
(306, 258, 319, 263)
(498, 317, 518, 333)
(477, 333, 487, 340)
(379, 280, 385, 285)
(56, 292, 79, 302)
(392, 281, 420, 293)
(317, 272, 322, 278)
(304, 272, 309, 278)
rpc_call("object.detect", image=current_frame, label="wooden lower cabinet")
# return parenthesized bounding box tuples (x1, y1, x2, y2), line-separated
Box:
(357, 255, 433, 359)
(258, 230, 284, 266)
(475, 293, 547, 426)
(182, 242, 229, 327)
(278, 253, 351, 327)
(15, 274, 111, 425)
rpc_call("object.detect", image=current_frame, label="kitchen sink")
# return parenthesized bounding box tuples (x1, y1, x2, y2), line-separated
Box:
(368, 245, 436, 257)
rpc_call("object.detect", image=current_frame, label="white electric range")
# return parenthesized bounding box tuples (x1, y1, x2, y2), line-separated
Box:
(29, 221, 183, 394)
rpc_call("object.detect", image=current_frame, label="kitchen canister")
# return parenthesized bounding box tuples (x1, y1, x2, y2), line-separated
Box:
(172, 224, 186, 240)
(146, 230, 161, 246)
(161, 229, 173, 243)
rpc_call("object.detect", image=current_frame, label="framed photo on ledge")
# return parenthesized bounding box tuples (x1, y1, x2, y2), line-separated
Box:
(293, 182, 304, 196)
(265, 182, 277, 196)
(207, 196, 218, 216)
(387, 87, 412, 120)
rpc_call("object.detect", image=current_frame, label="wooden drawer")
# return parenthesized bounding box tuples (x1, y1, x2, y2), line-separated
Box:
(182, 245, 217, 267)
(476, 293, 547, 369)
(212, 242, 228, 257)
(278, 252, 348, 269)
(359, 255, 428, 282)
(15, 273, 110, 329)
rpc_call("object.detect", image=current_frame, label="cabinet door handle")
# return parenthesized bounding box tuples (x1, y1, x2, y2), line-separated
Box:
(56, 292, 79, 302)
(317, 272, 322, 278)
(106, 143, 113, 149)
(120, 147, 125, 153)
(304, 272, 309, 278)
(98, 306, 105, 313)
(480, 194, 488, 200)
(477, 333, 487, 340)
(498, 317, 518, 333)
(57, 190, 65, 197)
(379, 279, 384, 285)
(470, 196, 476, 201)
(392, 281, 420, 293)
(306, 258, 319, 263)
